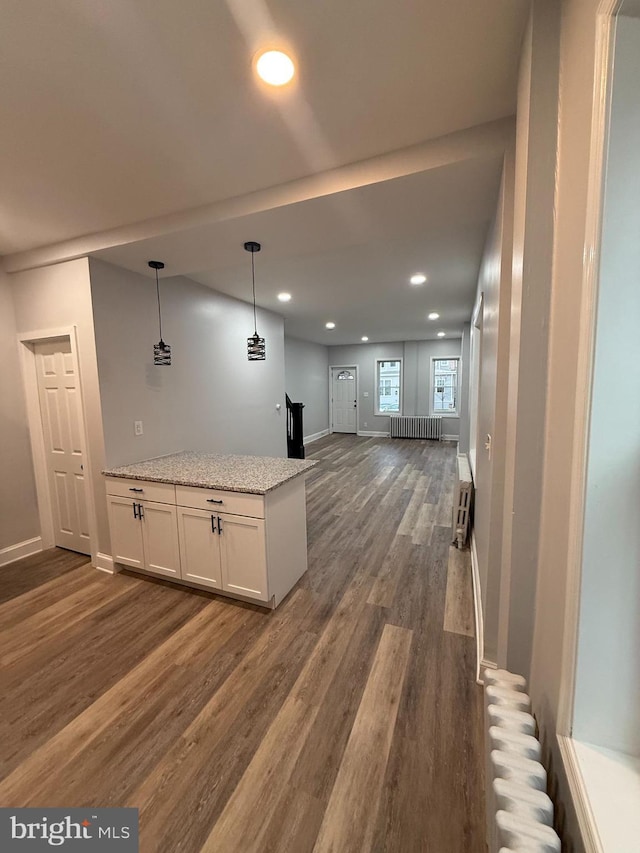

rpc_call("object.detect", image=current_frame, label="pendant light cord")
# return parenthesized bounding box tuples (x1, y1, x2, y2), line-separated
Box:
(155, 268, 163, 342)
(251, 250, 258, 335)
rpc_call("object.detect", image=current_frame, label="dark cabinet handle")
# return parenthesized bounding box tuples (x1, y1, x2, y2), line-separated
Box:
(217, 516, 222, 535)
(206, 498, 224, 504)
(133, 502, 138, 519)
(211, 515, 217, 534)
(138, 503, 144, 520)
(129, 487, 144, 493)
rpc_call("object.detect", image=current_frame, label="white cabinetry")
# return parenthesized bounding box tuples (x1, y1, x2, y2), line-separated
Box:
(105, 472, 308, 608)
(106, 482, 180, 579)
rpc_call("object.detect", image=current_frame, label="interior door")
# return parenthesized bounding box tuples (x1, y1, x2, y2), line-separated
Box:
(35, 339, 90, 554)
(331, 367, 357, 433)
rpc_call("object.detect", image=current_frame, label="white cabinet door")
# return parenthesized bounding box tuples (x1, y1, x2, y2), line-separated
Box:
(219, 514, 268, 602)
(177, 506, 223, 590)
(107, 496, 144, 570)
(140, 500, 180, 579)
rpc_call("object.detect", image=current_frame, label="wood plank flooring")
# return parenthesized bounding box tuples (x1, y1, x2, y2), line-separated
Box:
(0, 435, 484, 852)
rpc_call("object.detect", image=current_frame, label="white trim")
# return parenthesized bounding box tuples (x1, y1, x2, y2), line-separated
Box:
(93, 552, 116, 574)
(0, 536, 43, 567)
(357, 430, 390, 437)
(374, 357, 403, 416)
(329, 364, 358, 434)
(470, 530, 486, 685)
(303, 429, 330, 446)
(556, 0, 620, 739)
(17, 326, 98, 564)
(429, 355, 461, 418)
(558, 736, 604, 853)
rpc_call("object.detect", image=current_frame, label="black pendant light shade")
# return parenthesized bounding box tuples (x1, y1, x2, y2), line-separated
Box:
(245, 241, 266, 361)
(149, 260, 171, 365)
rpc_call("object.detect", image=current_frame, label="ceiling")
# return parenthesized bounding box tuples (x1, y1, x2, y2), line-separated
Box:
(2, 0, 529, 343)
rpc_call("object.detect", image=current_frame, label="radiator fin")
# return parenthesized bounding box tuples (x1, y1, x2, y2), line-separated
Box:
(453, 454, 473, 548)
(484, 668, 561, 853)
(389, 415, 442, 440)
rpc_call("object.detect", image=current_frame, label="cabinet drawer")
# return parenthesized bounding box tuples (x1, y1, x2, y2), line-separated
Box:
(175, 485, 264, 518)
(105, 477, 176, 504)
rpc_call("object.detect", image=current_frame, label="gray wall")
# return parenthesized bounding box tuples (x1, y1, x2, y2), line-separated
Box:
(90, 259, 287, 466)
(284, 337, 329, 440)
(573, 15, 640, 756)
(0, 266, 39, 552)
(502, 0, 559, 681)
(328, 338, 462, 437)
(10, 258, 111, 557)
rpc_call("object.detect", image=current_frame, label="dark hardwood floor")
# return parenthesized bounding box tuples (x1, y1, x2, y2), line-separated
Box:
(0, 435, 484, 852)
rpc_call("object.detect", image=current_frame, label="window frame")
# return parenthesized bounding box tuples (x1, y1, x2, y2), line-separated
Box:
(374, 357, 403, 416)
(430, 356, 461, 417)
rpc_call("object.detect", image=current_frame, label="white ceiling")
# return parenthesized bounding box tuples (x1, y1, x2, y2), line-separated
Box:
(2, 0, 529, 344)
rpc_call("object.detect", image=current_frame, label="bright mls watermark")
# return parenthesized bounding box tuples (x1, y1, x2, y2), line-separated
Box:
(0, 809, 138, 851)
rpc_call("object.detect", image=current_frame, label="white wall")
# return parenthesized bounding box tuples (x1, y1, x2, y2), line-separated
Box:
(0, 266, 39, 552)
(572, 15, 640, 757)
(10, 258, 110, 557)
(284, 337, 329, 440)
(90, 259, 287, 466)
(328, 338, 462, 437)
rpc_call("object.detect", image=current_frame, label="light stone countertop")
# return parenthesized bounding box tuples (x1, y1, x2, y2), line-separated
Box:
(103, 450, 317, 495)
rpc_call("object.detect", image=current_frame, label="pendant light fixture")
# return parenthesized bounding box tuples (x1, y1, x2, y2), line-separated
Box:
(148, 260, 171, 365)
(245, 241, 266, 361)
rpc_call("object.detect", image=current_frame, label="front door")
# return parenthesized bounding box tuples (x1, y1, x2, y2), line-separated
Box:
(331, 367, 357, 433)
(34, 339, 91, 554)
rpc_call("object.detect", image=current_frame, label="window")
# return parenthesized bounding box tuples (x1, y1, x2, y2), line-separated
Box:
(431, 358, 460, 416)
(375, 359, 402, 414)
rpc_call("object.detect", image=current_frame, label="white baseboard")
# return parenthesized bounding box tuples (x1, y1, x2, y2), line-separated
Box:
(442, 434, 460, 442)
(93, 552, 116, 574)
(0, 536, 43, 567)
(303, 428, 329, 445)
(470, 530, 486, 685)
(357, 430, 390, 437)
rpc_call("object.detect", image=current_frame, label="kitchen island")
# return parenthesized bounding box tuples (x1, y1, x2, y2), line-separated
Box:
(103, 450, 316, 608)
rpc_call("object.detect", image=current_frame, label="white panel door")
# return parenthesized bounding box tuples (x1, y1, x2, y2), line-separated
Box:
(35, 339, 90, 554)
(140, 500, 181, 578)
(177, 506, 223, 589)
(331, 367, 357, 433)
(219, 514, 268, 601)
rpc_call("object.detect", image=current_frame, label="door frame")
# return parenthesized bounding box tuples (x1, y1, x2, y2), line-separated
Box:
(328, 364, 358, 435)
(17, 325, 99, 564)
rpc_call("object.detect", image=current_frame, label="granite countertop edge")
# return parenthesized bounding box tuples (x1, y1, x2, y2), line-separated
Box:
(102, 451, 318, 496)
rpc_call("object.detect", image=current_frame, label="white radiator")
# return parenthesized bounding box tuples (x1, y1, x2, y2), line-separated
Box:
(389, 415, 442, 440)
(484, 668, 561, 853)
(453, 454, 473, 548)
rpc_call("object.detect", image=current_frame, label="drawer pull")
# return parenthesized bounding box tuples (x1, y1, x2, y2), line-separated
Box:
(206, 499, 224, 504)
(129, 487, 144, 493)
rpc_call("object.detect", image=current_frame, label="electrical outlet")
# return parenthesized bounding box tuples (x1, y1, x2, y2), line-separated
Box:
(134, 420, 144, 436)
(363, 391, 369, 397)
(364, 422, 368, 427)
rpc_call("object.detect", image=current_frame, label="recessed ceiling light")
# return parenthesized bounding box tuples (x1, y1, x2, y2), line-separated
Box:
(428, 312, 440, 320)
(437, 331, 446, 337)
(410, 273, 427, 285)
(277, 292, 292, 302)
(325, 321, 336, 330)
(361, 336, 369, 342)
(255, 50, 295, 86)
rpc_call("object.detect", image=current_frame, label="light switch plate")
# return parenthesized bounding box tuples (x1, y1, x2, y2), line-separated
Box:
(134, 420, 143, 436)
